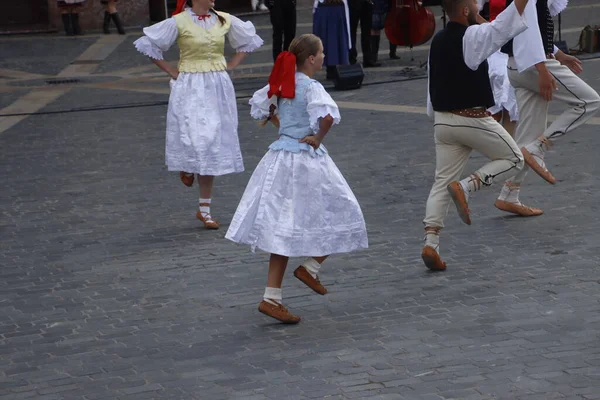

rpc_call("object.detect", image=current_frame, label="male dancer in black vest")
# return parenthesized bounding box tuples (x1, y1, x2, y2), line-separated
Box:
(493, 0, 600, 216)
(422, 0, 530, 271)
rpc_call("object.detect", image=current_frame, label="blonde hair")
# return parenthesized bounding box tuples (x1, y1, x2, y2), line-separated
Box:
(288, 34, 322, 67)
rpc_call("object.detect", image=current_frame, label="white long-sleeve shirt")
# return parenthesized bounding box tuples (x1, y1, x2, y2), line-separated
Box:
(475, 0, 564, 73)
(510, 0, 559, 73)
(427, 1, 529, 117)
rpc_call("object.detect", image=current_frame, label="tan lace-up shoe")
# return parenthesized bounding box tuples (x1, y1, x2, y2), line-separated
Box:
(258, 300, 301, 324)
(421, 246, 447, 271)
(180, 172, 194, 187)
(447, 181, 472, 225)
(521, 146, 556, 185)
(294, 266, 327, 295)
(494, 200, 543, 216)
(196, 210, 219, 229)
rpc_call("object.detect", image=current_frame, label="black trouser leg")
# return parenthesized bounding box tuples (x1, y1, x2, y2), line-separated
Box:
(371, 35, 381, 65)
(103, 11, 111, 34)
(71, 13, 83, 35)
(359, 1, 372, 65)
(61, 13, 73, 36)
(269, 1, 285, 61)
(389, 42, 399, 59)
(282, 0, 296, 52)
(349, 6, 360, 64)
(110, 12, 126, 34)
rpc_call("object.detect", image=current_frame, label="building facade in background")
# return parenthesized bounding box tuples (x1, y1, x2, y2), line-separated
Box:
(0, 0, 251, 34)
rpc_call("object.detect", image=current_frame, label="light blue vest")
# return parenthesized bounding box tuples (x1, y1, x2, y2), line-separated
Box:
(269, 73, 328, 157)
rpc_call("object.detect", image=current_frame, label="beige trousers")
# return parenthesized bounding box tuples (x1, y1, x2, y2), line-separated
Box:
(506, 57, 600, 184)
(423, 112, 524, 228)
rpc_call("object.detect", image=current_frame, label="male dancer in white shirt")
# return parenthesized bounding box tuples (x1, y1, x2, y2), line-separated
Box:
(493, 0, 600, 216)
(422, 0, 530, 271)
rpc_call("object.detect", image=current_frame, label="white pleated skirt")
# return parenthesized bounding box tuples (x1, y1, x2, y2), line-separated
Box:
(166, 71, 244, 176)
(225, 149, 368, 257)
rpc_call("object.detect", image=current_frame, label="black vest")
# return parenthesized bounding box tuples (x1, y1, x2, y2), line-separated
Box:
(501, 0, 554, 55)
(429, 22, 495, 112)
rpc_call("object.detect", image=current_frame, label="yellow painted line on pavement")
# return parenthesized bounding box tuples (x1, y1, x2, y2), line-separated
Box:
(57, 35, 127, 77)
(0, 35, 128, 134)
(0, 87, 70, 133)
(0, 68, 49, 80)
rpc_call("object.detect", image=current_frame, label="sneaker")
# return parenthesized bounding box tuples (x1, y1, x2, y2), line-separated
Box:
(258, 300, 301, 324)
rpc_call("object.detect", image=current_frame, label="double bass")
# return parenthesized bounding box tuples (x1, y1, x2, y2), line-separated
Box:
(384, 0, 436, 49)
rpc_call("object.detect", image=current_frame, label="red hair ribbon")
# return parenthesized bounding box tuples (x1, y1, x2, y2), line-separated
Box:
(173, 0, 187, 15)
(488, 0, 505, 21)
(267, 51, 296, 99)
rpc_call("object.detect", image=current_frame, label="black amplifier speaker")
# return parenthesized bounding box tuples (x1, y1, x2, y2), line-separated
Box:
(332, 63, 365, 90)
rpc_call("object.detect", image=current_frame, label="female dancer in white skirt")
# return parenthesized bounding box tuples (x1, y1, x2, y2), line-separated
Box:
(133, 0, 263, 229)
(225, 34, 368, 324)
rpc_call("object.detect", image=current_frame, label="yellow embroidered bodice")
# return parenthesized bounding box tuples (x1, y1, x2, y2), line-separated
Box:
(174, 11, 232, 73)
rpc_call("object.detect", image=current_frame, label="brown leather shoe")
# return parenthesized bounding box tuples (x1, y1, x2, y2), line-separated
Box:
(196, 210, 219, 229)
(421, 246, 447, 271)
(494, 200, 543, 216)
(180, 172, 194, 187)
(447, 181, 471, 225)
(258, 300, 301, 324)
(521, 148, 556, 184)
(294, 266, 327, 295)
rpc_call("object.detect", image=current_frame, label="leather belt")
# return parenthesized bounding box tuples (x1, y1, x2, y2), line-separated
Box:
(450, 108, 491, 118)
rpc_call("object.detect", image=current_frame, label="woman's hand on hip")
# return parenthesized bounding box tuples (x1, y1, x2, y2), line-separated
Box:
(300, 135, 321, 150)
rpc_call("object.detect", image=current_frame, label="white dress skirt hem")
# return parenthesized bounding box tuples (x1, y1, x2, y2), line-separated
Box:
(225, 149, 368, 257)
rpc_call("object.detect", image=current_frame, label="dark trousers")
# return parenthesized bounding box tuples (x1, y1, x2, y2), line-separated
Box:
(349, 0, 372, 64)
(269, 0, 296, 61)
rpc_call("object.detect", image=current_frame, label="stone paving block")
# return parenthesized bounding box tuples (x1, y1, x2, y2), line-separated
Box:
(2, 2, 600, 399)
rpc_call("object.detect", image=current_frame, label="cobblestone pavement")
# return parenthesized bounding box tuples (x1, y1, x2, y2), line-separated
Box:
(2, 1, 600, 399)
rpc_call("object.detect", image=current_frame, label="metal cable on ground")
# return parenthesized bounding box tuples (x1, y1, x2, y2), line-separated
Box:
(4, 50, 600, 117)
(0, 73, 428, 118)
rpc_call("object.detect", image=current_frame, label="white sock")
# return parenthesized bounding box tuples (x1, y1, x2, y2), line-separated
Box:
(199, 197, 211, 215)
(301, 258, 321, 279)
(525, 137, 552, 171)
(424, 228, 440, 255)
(263, 287, 282, 305)
(459, 174, 482, 196)
(498, 182, 521, 204)
(527, 136, 550, 156)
